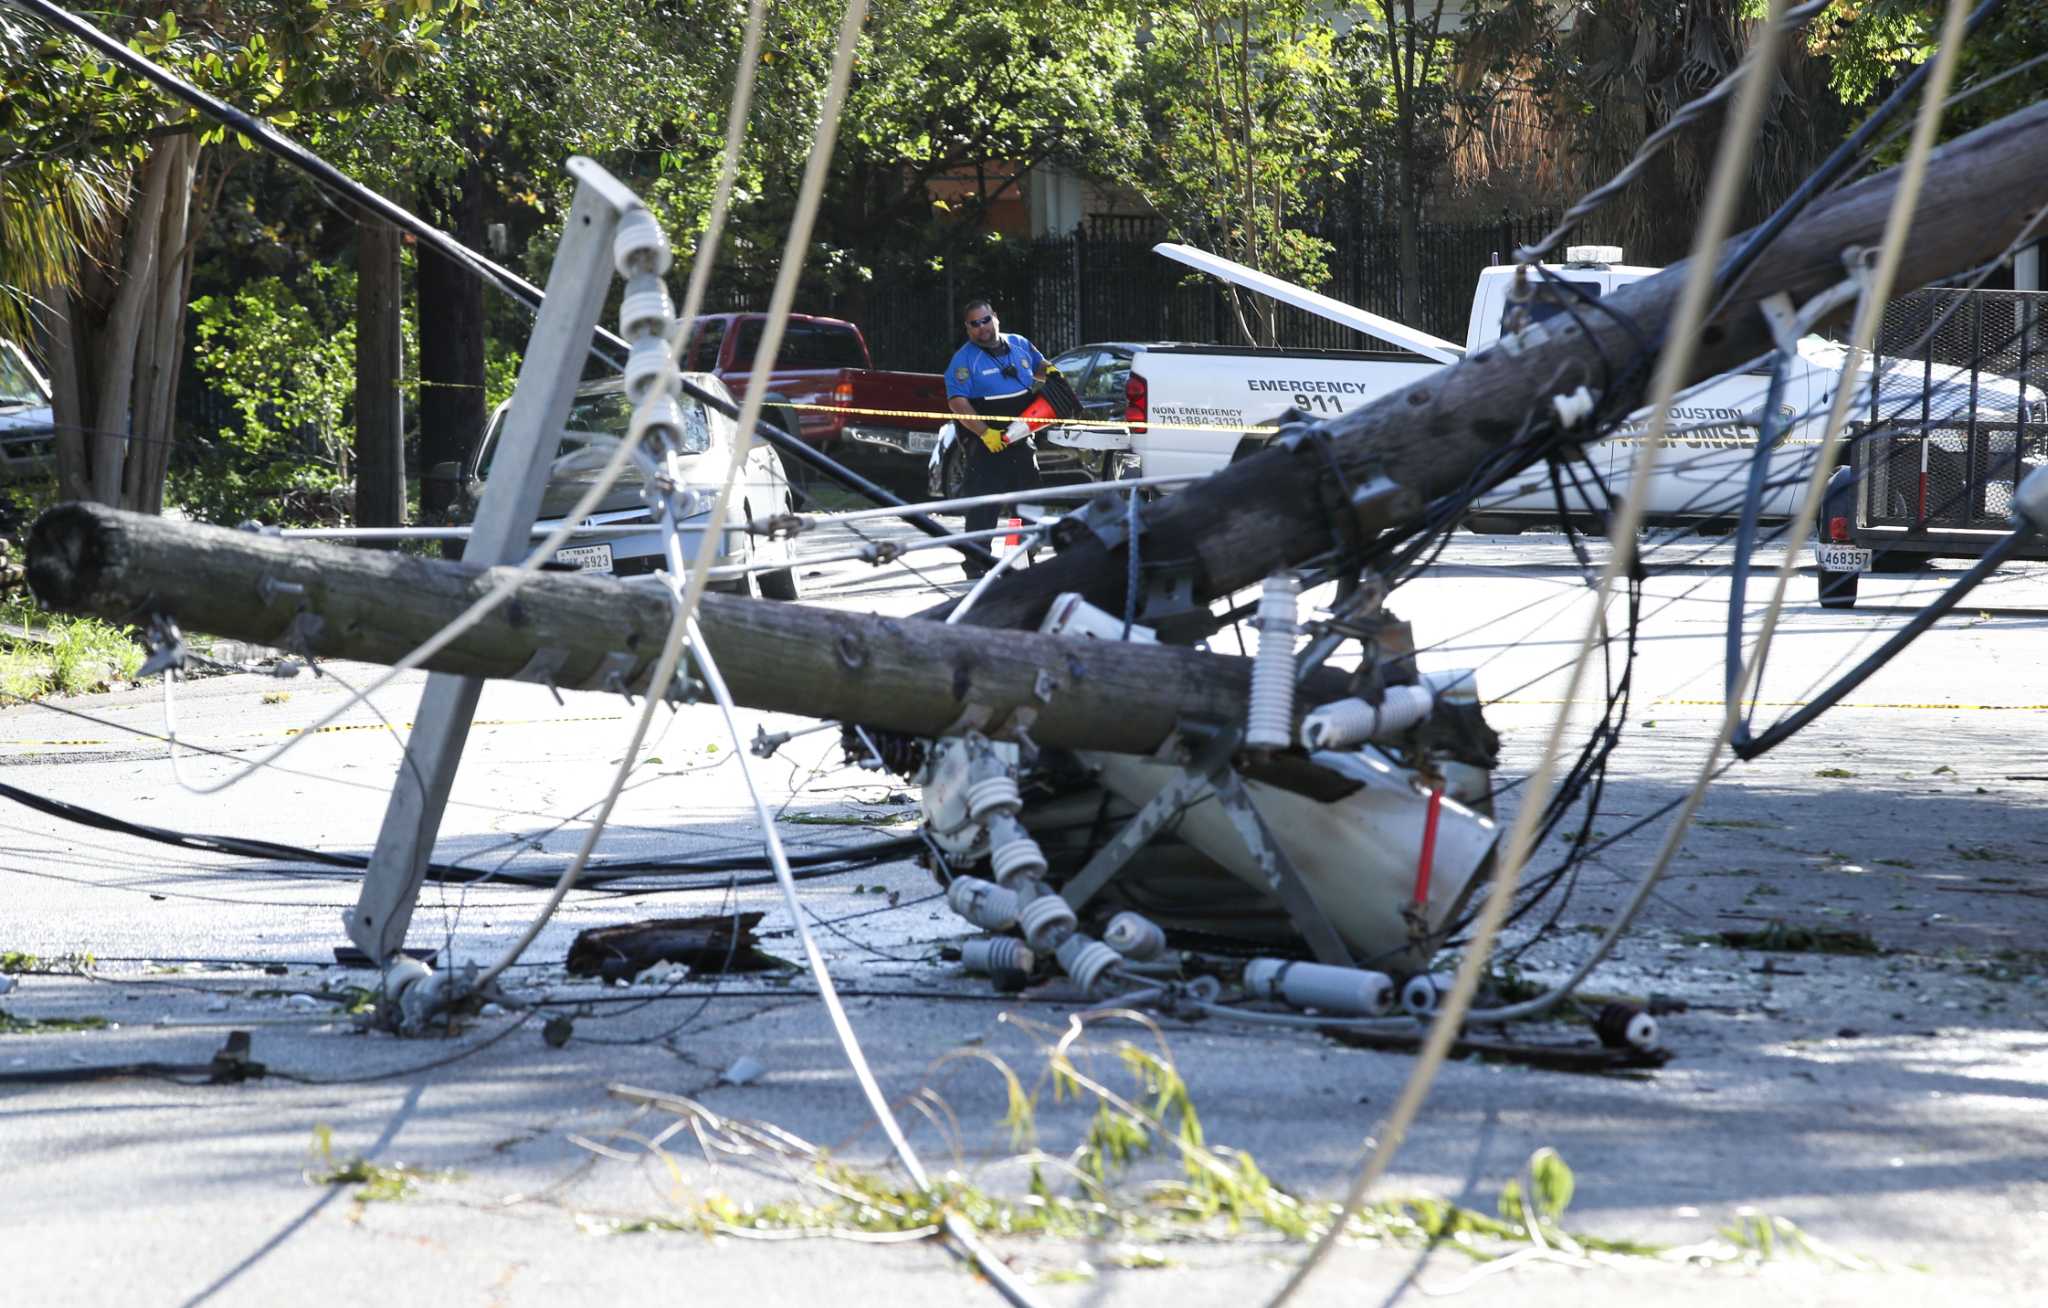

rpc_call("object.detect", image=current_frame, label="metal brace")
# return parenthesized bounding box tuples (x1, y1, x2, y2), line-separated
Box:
(1059, 731, 1233, 914)
(1060, 721, 1356, 968)
(1207, 769, 1355, 968)
(1050, 488, 1138, 553)
(1760, 244, 1877, 358)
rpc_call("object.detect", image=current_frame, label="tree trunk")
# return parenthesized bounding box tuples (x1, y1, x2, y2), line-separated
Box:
(86, 144, 174, 506)
(126, 135, 197, 515)
(38, 278, 90, 503)
(355, 217, 407, 531)
(416, 169, 488, 519)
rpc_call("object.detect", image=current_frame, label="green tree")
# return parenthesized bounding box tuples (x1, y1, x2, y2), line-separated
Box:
(1121, 0, 1357, 344)
(2, 2, 450, 513)
(336, 0, 731, 514)
(1785, 2, 2048, 141)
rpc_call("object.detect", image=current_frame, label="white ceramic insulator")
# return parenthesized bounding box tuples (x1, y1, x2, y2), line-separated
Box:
(946, 877, 1021, 931)
(1246, 575, 1299, 750)
(1299, 685, 1436, 751)
(381, 955, 431, 999)
(1017, 893, 1077, 952)
(1245, 958, 1395, 1017)
(1055, 935, 1120, 995)
(1401, 972, 1455, 1016)
(961, 936, 1035, 977)
(1103, 911, 1167, 961)
(1620, 1010, 1659, 1050)
(629, 392, 685, 449)
(1550, 384, 1596, 430)
(619, 272, 674, 341)
(612, 208, 673, 279)
(623, 335, 675, 405)
(966, 774, 1021, 822)
(990, 832, 1047, 885)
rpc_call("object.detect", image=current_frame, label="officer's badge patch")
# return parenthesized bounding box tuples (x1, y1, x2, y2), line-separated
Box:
(954, 366, 969, 380)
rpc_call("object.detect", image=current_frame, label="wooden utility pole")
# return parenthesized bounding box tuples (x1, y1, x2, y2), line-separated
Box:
(944, 100, 2048, 633)
(25, 504, 1349, 757)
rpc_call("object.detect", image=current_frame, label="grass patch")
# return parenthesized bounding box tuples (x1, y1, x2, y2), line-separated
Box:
(1719, 921, 1882, 955)
(1, 950, 94, 974)
(307, 1125, 459, 1203)
(0, 1007, 109, 1034)
(0, 597, 144, 700)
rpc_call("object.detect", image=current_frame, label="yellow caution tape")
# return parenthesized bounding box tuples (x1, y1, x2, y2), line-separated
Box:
(766, 398, 1280, 437)
(281, 713, 628, 737)
(767, 399, 1830, 444)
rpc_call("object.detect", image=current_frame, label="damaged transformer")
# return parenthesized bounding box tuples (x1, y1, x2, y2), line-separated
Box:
(857, 570, 1501, 998)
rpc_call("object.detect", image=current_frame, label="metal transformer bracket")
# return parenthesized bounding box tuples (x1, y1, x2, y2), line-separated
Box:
(1060, 722, 1356, 967)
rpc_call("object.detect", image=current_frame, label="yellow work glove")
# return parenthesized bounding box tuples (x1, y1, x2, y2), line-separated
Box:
(978, 425, 1007, 454)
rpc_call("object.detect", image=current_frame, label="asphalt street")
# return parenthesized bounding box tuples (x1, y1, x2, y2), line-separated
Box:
(2, 511, 2044, 1306)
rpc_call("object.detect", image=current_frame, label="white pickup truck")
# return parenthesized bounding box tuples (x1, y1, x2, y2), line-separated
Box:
(1054, 244, 2034, 531)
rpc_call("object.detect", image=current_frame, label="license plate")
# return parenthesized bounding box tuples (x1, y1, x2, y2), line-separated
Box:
(906, 430, 938, 453)
(1815, 543, 1872, 572)
(553, 542, 615, 572)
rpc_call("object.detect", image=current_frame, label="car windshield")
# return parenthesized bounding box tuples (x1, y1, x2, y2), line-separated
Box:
(478, 388, 708, 479)
(730, 319, 866, 371)
(0, 345, 44, 407)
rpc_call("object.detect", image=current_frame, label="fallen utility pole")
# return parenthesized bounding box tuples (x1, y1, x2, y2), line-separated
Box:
(942, 100, 2048, 633)
(25, 504, 1347, 756)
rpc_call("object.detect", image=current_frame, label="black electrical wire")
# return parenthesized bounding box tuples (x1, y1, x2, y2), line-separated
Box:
(1733, 527, 2035, 760)
(0, 775, 923, 886)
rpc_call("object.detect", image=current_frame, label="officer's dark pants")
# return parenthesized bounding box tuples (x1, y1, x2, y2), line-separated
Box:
(962, 392, 1042, 539)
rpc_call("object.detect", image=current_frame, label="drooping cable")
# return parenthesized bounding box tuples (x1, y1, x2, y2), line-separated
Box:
(1460, 0, 1972, 1029)
(687, 614, 1044, 1308)
(1269, 9, 1793, 1300)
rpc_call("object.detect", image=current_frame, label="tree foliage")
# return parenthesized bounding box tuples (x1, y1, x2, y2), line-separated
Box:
(1118, 0, 1358, 342)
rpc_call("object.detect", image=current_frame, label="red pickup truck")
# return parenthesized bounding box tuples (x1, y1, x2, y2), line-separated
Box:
(679, 312, 950, 460)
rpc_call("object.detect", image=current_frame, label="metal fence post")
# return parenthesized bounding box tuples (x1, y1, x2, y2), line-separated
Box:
(345, 167, 627, 963)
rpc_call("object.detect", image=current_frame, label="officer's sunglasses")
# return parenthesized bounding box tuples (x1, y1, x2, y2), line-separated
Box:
(966, 314, 995, 327)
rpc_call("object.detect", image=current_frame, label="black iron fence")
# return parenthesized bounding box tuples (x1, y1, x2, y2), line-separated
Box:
(708, 211, 1566, 372)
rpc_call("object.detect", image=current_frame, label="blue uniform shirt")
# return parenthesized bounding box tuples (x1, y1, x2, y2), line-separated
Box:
(946, 334, 1046, 403)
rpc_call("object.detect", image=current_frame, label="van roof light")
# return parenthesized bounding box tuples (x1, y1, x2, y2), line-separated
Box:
(1564, 245, 1624, 266)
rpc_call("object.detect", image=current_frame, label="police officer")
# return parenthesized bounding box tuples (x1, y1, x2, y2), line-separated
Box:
(945, 298, 1047, 576)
